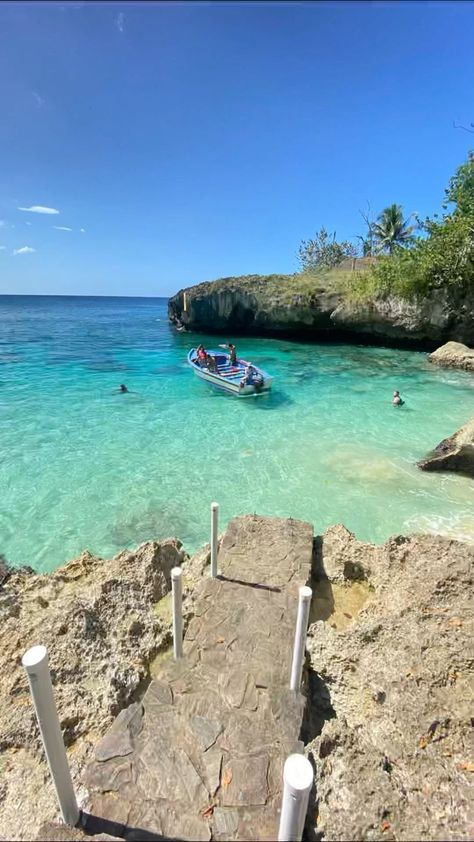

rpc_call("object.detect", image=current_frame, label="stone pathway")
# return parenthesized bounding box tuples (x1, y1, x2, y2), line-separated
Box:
(83, 515, 313, 841)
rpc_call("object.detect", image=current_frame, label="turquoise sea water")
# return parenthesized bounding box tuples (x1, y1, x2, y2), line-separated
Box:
(2, 294, 474, 573)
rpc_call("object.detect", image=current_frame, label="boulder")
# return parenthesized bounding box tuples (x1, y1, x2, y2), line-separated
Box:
(417, 417, 474, 478)
(306, 525, 474, 841)
(428, 340, 474, 372)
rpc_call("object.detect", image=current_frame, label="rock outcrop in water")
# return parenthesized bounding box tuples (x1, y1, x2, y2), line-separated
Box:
(306, 524, 474, 841)
(429, 340, 474, 372)
(417, 416, 474, 478)
(168, 273, 474, 347)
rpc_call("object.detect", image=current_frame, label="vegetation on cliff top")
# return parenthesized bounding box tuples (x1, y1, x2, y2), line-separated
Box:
(178, 152, 473, 308)
(183, 267, 358, 306)
(349, 151, 474, 301)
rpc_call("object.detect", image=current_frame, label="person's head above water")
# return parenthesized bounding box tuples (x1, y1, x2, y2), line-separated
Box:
(119, 384, 128, 393)
(393, 390, 400, 397)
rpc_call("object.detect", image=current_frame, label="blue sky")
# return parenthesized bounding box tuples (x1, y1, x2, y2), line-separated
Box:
(0, 0, 473, 297)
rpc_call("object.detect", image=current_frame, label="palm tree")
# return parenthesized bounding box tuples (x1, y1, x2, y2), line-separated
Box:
(372, 204, 416, 254)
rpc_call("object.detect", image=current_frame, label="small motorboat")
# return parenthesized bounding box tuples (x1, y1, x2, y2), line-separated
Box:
(187, 348, 273, 396)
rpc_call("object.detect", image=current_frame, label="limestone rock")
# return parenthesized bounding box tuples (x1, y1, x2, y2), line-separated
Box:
(0, 538, 193, 840)
(306, 526, 474, 841)
(168, 274, 474, 346)
(417, 416, 474, 478)
(429, 340, 474, 372)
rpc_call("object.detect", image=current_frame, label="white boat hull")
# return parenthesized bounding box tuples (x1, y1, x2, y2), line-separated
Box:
(187, 349, 273, 396)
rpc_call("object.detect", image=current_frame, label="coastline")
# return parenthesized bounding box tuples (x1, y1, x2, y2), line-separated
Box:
(168, 272, 474, 349)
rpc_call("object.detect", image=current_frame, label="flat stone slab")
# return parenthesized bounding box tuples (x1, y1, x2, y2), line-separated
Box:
(84, 516, 313, 841)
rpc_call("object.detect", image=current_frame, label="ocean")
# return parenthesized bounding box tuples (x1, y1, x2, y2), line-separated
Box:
(2, 294, 474, 572)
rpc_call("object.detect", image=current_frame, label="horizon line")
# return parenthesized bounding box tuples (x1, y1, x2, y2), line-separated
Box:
(0, 292, 171, 299)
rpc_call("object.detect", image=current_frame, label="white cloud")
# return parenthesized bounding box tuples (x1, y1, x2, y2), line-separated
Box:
(54, 225, 73, 231)
(18, 206, 59, 215)
(116, 11, 125, 32)
(80, 228, 86, 233)
(0, 246, 6, 251)
(12, 246, 36, 256)
(0, 220, 4, 227)
(25, 221, 32, 226)
(32, 91, 45, 109)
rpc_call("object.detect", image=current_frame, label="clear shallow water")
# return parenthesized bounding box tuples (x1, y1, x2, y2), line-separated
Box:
(2, 295, 474, 573)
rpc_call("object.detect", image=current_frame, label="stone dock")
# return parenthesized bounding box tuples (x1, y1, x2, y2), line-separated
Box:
(42, 515, 314, 841)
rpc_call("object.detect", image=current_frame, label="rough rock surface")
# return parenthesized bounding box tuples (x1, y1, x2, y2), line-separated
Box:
(168, 274, 474, 346)
(0, 538, 203, 842)
(2, 522, 474, 842)
(429, 340, 474, 372)
(417, 417, 474, 478)
(306, 524, 474, 842)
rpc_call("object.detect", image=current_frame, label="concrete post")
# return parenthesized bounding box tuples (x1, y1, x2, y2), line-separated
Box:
(210, 501, 219, 578)
(171, 567, 183, 659)
(290, 585, 312, 692)
(22, 645, 80, 827)
(278, 753, 313, 841)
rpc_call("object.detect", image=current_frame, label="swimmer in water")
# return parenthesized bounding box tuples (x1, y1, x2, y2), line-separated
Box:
(118, 384, 129, 393)
(392, 390, 404, 406)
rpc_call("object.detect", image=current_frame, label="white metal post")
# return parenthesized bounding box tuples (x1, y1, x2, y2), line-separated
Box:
(171, 567, 183, 659)
(278, 753, 314, 841)
(210, 501, 219, 577)
(22, 645, 80, 827)
(290, 585, 312, 692)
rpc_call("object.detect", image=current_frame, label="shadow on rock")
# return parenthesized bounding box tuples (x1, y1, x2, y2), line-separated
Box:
(309, 536, 335, 622)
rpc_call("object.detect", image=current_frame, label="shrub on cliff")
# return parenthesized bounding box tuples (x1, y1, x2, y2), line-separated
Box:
(298, 226, 357, 271)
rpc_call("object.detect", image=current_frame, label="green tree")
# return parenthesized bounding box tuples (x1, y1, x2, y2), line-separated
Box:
(352, 152, 474, 301)
(372, 204, 416, 254)
(298, 226, 357, 271)
(444, 150, 474, 216)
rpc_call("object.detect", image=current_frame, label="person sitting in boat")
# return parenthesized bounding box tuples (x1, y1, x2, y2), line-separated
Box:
(196, 345, 207, 366)
(206, 353, 218, 372)
(392, 390, 405, 407)
(240, 363, 263, 390)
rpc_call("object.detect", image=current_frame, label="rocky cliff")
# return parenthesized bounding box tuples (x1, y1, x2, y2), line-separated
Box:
(168, 273, 474, 347)
(306, 524, 474, 841)
(0, 538, 209, 841)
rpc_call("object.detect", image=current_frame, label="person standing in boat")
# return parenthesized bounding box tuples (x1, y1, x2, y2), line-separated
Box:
(221, 343, 237, 365)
